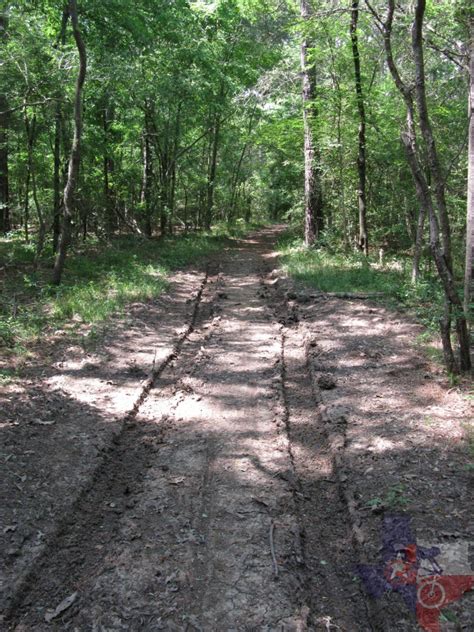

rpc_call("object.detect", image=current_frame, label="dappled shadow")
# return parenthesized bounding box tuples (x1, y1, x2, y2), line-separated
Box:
(2, 225, 473, 631)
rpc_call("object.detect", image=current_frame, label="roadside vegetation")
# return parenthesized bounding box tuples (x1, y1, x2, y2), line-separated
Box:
(0, 222, 255, 371)
(277, 228, 445, 333)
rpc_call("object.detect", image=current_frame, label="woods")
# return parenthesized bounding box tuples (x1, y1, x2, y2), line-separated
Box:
(0, 0, 473, 372)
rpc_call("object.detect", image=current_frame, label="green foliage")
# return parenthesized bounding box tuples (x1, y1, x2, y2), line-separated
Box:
(277, 230, 447, 333)
(0, 227, 238, 353)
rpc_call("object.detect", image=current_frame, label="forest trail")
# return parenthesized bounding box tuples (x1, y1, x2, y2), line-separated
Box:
(1, 227, 473, 631)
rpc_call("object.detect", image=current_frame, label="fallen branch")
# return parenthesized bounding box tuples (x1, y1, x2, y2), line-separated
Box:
(269, 519, 279, 577)
(320, 292, 384, 300)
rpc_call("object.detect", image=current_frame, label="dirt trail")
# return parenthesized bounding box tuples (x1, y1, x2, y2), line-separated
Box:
(1, 227, 473, 631)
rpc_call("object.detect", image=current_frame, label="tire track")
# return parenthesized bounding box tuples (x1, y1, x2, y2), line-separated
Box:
(5, 266, 222, 629)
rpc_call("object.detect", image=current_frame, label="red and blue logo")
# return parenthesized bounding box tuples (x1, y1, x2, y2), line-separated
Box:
(357, 514, 474, 631)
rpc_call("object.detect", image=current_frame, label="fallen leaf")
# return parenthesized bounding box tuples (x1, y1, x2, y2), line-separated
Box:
(44, 592, 78, 623)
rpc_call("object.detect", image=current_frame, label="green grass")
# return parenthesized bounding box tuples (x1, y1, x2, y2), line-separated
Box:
(277, 232, 445, 331)
(0, 227, 242, 358)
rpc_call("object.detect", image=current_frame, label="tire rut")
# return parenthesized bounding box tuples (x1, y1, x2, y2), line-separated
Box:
(5, 265, 221, 630)
(265, 274, 390, 631)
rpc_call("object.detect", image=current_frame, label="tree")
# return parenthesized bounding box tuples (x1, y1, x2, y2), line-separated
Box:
(0, 10, 10, 233)
(464, 14, 474, 322)
(350, 0, 368, 255)
(52, 0, 87, 285)
(367, 0, 470, 372)
(300, 0, 323, 247)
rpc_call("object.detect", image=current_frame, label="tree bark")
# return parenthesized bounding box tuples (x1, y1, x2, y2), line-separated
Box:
(373, 0, 470, 371)
(412, 0, 470, 371)
(412, 0, 452, 267)
(103, 102, 116, 237)
(350, 0, 368, 256)
(52, 6, 68, 252)
(52, 0, 87, 285)
(23, 109, 36, 244)
(300, 0, 323, 247)
(0, 13, 10, 234)
(464, 16, 474, 321)
(206, 112, 220, 230)
(52, 103, 62, 251)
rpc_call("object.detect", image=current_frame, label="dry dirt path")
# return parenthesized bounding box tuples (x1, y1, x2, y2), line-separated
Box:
(1, 227, 473, 631)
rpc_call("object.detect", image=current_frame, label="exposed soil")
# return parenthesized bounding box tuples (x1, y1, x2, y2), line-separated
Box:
(0, 227, 473, 631)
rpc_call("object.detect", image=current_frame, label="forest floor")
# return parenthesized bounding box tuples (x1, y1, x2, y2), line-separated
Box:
(0, 226, 473, 631)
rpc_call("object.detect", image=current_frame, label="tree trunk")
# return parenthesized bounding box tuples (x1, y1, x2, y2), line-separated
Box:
(350, 0, 368, 255)
(377, 0, 469, 372)
(52, 103, 62, 251)
(103, 103, 115, 237)
(300, 0, 323, 247)
(413, 0, 452, 267)
(412, 0, 470, 371)
(411, 196, 426, 284)
(23, 109, 36, 244)
(464, 16, 474, 322)
(206, 113, 220, 230)
(52, 0, 87, 286)
(0, 13, 10, 234)
(141, 102, 154, 237)
(52, 6, 68, 252)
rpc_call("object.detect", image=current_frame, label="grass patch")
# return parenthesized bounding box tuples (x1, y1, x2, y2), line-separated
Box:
(277, 231, 445, 332)
(0, 227, 241, 357)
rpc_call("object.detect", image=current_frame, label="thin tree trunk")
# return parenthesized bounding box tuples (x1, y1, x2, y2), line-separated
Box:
(52, 0, 87, 285)
(350, 0, 368, 255)
(412, 0, 452, 267)
(206, 113, 220, 230)
(32, 161, 46, 268)
(372, 0, 468, 371)
(52, 6, 68, 252)
(300, 0, 323, 247)
(142, 103, 154, 237)
(23, 109, 37, 244)
(464, 16, 474, 321)
(103, 103, 115, 237)
(0, 13, 10, 234)
(53, 103, 62, 251)
(412, 0, 470, 371)
(411, 198, 426, 283)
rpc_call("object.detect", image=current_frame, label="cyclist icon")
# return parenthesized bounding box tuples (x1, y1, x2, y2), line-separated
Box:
(357, 514, 474, 632)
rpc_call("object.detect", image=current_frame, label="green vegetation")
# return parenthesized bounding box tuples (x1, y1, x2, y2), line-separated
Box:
(0, 1, 472, 371)
(367, 483, 410, 512)
(277, 231, 445, 332)
(0, 226, 244, 356)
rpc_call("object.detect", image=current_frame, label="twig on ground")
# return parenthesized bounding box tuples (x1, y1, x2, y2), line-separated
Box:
(269, 519, 279, 577)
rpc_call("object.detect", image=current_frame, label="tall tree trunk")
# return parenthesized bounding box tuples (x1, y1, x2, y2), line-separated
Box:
(206, 113, 220, 230)
(141, 101, 154, 237)
(0, 13, 10, 234)
(300, 0, 323, 247)
(412, 0, 470, 371)
(412, 0, 452, 267)
(411, 196, 426, 284)
(53, 104, 62, 251)
(350, 0, 368, 255)
(103, 103, 115, 237)
(52, 6, 68, 252)
(52, 0, 87, 286)
(375, 0, 469, 372)
(23, 109, 36, 244)
(464, 16, 474, 322)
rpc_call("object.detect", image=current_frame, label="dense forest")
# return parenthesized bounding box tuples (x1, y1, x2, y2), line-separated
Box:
(0, 0, 473, 373)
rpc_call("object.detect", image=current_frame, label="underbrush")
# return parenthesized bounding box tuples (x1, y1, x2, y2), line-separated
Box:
(277, 232, 445, 333)
(0, 228, 240, 360)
